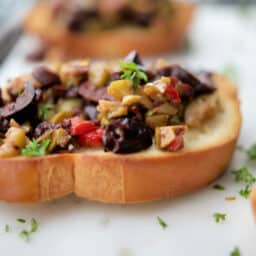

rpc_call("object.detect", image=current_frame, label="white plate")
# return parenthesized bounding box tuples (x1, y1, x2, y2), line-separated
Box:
(0, 5, 256, 256)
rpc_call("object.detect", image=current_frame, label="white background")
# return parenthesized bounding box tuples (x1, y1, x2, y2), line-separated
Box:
(0, 5, 256, 256)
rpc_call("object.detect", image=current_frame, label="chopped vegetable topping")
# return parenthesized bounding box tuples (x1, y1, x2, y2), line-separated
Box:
(120, 61, 148, 91)
(213, 184, 225, 190)
(213, 213, 226, 223)
(239, 185, 251, 199)
(38, 103, 54, 120)
(21, 139, 51, 157)
(157, 216, 168, 229)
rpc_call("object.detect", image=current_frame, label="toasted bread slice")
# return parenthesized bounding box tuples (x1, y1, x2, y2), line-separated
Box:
(23, 1, 194, 59)
(0, 74, 241, 203)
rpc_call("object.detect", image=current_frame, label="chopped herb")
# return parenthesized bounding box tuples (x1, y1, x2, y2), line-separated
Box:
(17, 218, 26, 223)
(213, 184, 225, 190)
(157, 216, 168, 229)
(120, 61, 148, 91)
(230, 247, 241, 256)
(232, 166, 256, 199)
(30, 218, 38, 233)
(38, 103, 54, 120)
(239, 185, 251, 199)
(213, 213, 226, 223)
(18, 218, 39, 242)
(21, 139, 51, 157)
(19, 230, 30, 242)
(232, 166, 256, 185)
(4, 224, 10, 232)
(247, 144, 256, 160)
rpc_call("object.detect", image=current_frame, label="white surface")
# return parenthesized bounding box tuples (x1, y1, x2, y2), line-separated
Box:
(0, 6, 256, 256)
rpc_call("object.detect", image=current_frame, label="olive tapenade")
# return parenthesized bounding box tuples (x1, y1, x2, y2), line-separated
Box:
(0, 51, 217, 158)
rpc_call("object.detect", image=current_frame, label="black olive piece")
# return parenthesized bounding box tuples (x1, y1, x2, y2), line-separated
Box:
(0, 81, 37, 123)
(124, 50, 143, 66)
(103, 117, 152, 154)
(128, 104, 147, 121)
(0, 116, 9, 134)
(84, 104, 98, 120)
(79, 81, 113, 103)
(157, 65, 215, 95)
(32, 66, 60, 88)
(197, 71, 216, 93)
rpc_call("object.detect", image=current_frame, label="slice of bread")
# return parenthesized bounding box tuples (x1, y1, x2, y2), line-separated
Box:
(0, 74, 241, 203)
(23, 1, 194, 59)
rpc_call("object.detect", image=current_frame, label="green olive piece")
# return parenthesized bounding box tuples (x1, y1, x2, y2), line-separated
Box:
(57, 98, 83, 113)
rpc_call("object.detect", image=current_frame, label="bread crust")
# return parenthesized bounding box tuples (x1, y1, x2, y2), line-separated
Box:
(23, 1, 195, 59)
(251, 186, 256, 220)
(0, 74, 241, 203)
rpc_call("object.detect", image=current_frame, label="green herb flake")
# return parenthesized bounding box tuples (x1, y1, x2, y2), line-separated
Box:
(19, 230, 30, 242)
(21, 139, 51, 157)
(213, 184, 225, 191)
(120, 61, 148, 91)
(239, 185, 251, 199)
(157, 216, 168, 229)
(4, 224, 10, 233)
(232, 166, 256, 185)
(230, 247, 241, 256)
(213, 213, 226, 223)
(30, 218, 38, 233)
(247, 144, 256, 160)
(17, 218, 26, 223)
(38, 103, 54, 120)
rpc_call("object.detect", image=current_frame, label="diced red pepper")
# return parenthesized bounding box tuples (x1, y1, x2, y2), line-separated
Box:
(164, 77, 181, 104)
(70, 117, 98, 136)
(168, 135, 184, 152)
(78, 128, 104, 147)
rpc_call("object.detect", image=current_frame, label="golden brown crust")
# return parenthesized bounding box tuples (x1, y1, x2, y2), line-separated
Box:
(0, 74, 241, 203)
(23, 1, 195, 59)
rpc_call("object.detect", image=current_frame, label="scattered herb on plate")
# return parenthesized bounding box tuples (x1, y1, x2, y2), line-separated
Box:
(22, 139, 51, 157)
(17, 218, 26, 223)
(247, 144, 256, 160)
(232, 166, 256, 199)
(18, 218, 39, 242)
(213, 184, 225, 190)
(120, 61, 148, 91)
(213, 213, 226, 223)
(157, 216, 168, 229)
(230, 247, 241, 256)
(4, 224, 10, 233)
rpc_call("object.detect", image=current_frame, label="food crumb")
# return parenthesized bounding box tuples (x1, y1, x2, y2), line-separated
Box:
(225, 196, 236, 201)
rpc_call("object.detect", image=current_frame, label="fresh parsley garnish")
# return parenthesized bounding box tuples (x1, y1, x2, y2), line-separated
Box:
(239, 185, 251, 199)
(21, 139, 51, 157)
(232, 166, 256, 199)
(213, 213, 226, 223)
(17, 218, 26, 223)
(213, 184, 225, 190)
(120, 61, 148, 91)
(157, 216, 168, 229)
(247, 144, 256, 160)
(232, 166, 256, 185)
(4, 224, 10, 233)
(230, 247, 241, 256)
(38, 103, 54, 120)
(19, 218, 39, 242)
